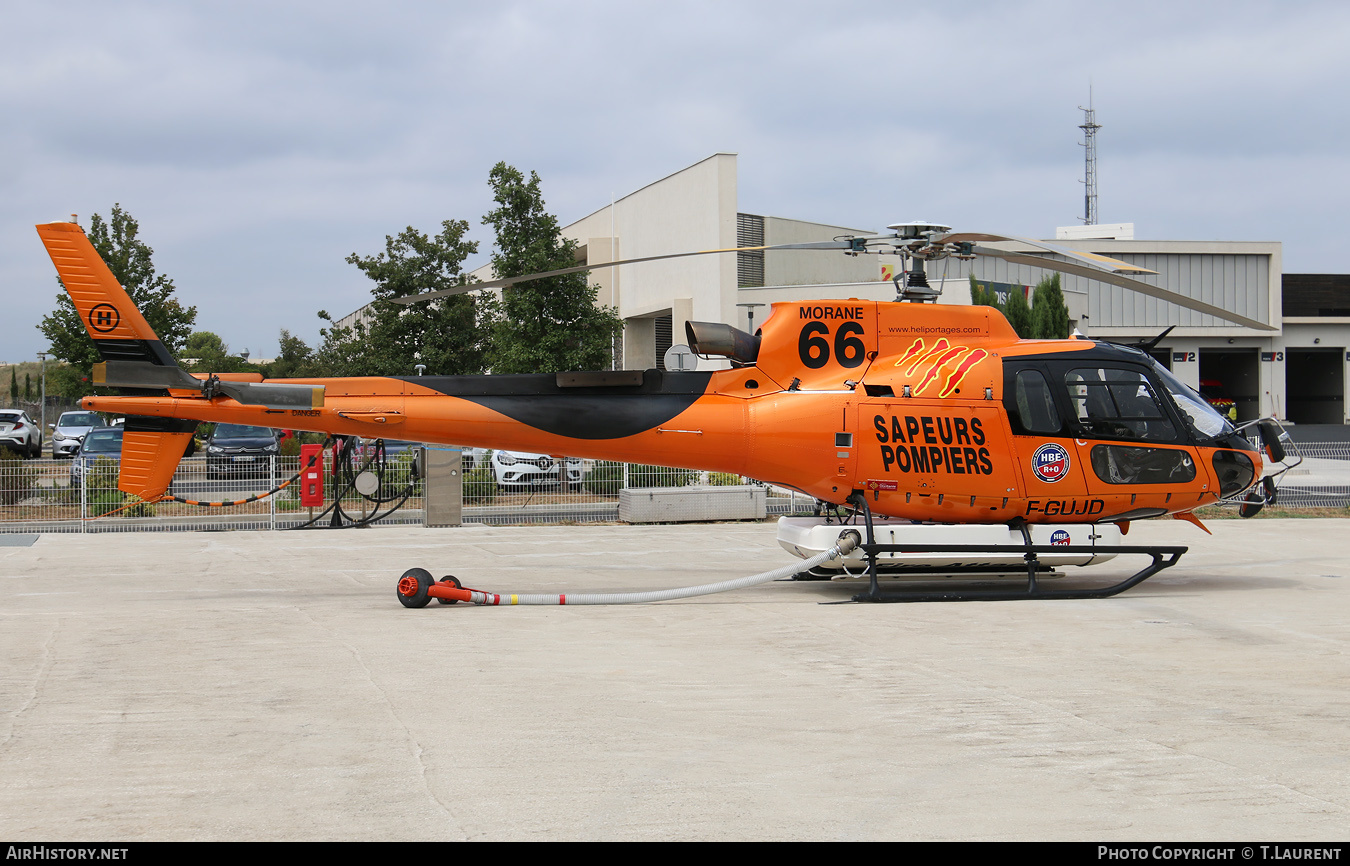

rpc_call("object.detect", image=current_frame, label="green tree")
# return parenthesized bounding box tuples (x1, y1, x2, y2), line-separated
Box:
(1030, 273, 1071, 339)
(184, 331, 227, 359)
(482, 163, 621, 374)
(317, 221, 486, 377)
(182, 331, 228, 368)
(264, 329, 321, 379)
(180, 331, 260, 374)
(8, 368, 16, 405)
(1003, 285, 1034, 338)
(37, 205, 197, 399)
(969, 273, 999, 308)
(24, 373, 32, 401)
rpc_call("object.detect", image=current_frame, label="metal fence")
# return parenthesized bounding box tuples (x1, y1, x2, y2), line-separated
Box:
(0, 452, 424, 534)
(0, 450, 810, 533)
(1291, 442, 1350, 461)
(1, 441, 1344, 535)
(1267, 442, 1350, 508)
(458, 454, 810, 525)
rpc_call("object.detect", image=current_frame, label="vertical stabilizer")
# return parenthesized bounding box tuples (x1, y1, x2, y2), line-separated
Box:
(37, 220, 194, 498)
(35, 220, 177, 366)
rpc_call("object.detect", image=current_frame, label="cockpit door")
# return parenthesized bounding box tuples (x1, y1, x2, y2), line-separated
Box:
(1056, 363, 1210, 515)
(1001, 362, 1096, 520)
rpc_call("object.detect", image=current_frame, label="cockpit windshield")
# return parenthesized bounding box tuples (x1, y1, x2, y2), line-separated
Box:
(1149, 359, 1233, 440)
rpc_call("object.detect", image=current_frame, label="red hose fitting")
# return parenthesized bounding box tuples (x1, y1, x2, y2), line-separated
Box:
(427, 583, 474, 604)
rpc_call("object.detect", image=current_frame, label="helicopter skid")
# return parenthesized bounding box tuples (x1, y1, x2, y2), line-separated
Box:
(776, 516, 1186, 601)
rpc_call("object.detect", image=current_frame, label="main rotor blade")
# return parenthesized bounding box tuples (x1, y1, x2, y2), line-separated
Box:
(973, 247, 1276, 331)
(939, 232, 1156, 275)
(392, 241, 855, 305)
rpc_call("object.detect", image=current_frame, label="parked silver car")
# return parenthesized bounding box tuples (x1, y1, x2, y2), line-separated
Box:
(0, 409, 43, 458)
(49, 410, 107, 458)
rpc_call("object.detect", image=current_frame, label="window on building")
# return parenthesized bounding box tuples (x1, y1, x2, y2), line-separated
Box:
(737, 213, 765, 288)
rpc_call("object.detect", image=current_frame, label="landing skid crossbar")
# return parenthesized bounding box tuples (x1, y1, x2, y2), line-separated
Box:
(843, 493, 1187, 603)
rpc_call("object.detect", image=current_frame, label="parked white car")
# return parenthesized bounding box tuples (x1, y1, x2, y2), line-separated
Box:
(491, 450, 584, 488)
(49, 410, 106, 458)
(0, 409, 43, 458)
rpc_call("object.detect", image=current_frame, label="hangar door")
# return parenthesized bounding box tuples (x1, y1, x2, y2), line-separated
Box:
(1286, 348, 1345, 424)
(1199, 349, 1260, 423)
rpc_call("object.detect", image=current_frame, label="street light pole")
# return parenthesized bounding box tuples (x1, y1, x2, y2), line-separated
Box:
(36, 352, 47, 448)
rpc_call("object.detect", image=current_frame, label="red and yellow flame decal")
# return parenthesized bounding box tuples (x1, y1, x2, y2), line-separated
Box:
(894, 338, 989, 398)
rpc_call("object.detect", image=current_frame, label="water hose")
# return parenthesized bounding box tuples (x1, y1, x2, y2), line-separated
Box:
(399, 530, 862, 607)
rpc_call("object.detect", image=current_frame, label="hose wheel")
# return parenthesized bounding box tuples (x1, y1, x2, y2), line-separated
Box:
(436, 575, 462, 605)
(397, 568, 434, 608)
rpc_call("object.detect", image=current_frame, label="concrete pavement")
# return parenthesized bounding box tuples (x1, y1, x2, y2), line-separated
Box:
(1, 519, 1348, 840)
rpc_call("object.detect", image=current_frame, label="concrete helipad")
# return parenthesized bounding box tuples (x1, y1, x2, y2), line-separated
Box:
(1, 519, 1347, 841)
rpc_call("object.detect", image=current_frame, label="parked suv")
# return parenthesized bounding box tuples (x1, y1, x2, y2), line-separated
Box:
(0, 410, 42, 458)
(205, 424, 280, 478)
(49, 410, 106, 458)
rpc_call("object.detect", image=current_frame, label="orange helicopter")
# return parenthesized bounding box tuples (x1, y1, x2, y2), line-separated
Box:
(35, 218, 1292, 603)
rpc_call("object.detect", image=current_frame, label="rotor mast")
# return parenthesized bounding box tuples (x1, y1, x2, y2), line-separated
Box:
(1078, 90, 1101, 225)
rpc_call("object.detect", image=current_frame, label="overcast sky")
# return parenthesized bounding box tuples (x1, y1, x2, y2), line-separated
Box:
(3, 0, 1348, 362)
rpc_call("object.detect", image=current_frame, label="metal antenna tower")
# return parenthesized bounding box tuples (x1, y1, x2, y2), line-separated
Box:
(1078, 89, 1101, 225)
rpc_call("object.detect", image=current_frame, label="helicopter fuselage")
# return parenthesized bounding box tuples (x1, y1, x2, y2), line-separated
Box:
(81, 297, 1263, 525)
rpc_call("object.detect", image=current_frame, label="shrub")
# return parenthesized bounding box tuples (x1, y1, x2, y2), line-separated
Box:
(380, 450, 422, 498)
(463, 464, 497, 504)
(86, 457, 126, 517)
(707, 471, 743, 486)
(584, 462, 698, 493)
(583, 461, 623, 495)
(0, 448, 37, 506)
(627, 463, 696, 488)
(119, 496, 157, 518)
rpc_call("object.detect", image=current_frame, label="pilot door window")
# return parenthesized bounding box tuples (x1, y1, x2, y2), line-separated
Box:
(1008, 369, 1065, 436)
(1064, 368, 1178, 443)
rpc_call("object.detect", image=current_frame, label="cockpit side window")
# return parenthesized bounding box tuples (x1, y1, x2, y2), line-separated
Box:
(1065, 368, 1178, 442)
(1007, 368, 1065, 436)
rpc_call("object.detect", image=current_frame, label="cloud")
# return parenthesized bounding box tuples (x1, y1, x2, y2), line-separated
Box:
(3, 0, 1349, 360)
